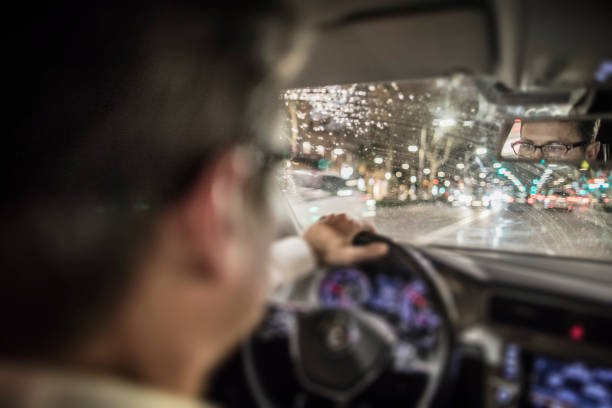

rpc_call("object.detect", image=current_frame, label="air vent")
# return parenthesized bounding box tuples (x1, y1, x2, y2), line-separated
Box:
(489, 296, 612, 348)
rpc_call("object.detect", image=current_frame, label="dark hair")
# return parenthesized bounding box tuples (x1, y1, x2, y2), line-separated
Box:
(575, 119, 601, 144)
(0, 2, 296, 358)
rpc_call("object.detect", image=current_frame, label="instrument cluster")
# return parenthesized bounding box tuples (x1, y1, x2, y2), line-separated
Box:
(318, 267, 441, 350)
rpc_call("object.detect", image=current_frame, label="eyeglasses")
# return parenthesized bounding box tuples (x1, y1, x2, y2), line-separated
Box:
(247, 144, 288, 201)
(510, 140, 588, 158)
(252, 145, 286, 172)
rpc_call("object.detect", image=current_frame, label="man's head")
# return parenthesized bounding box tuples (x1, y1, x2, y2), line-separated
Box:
(1, 2, 301, 395)
(516, 119, 601, 160)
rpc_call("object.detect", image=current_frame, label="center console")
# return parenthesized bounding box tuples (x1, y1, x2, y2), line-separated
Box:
(491, 343, 612, 408)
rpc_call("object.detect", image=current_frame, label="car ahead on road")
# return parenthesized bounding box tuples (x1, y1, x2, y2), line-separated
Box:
(210, 1, 612, 408)
(284, 170, 376, 222)
(542, 191, 573, 211)
(505, 196, 531, 212)
(288, 170, 362, 199)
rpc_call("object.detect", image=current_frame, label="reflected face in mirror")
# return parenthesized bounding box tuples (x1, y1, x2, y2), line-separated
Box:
(514, 121, 601, 161)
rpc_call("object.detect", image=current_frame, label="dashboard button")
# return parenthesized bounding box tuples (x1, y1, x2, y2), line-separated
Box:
(494, 385, 516, 405)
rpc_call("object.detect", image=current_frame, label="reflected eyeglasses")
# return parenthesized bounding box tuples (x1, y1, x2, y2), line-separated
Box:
(510, 140, 588, 158)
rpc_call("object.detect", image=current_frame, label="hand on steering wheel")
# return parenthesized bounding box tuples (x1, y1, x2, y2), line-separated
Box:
(303, 214, 388, 266)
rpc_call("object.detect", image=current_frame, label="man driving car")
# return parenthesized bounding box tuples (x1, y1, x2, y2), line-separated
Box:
(512, 119, 601, 160)
(0, 3, 387, 407)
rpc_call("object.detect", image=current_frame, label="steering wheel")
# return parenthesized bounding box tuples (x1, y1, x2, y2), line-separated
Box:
(243, 232, 457, 408)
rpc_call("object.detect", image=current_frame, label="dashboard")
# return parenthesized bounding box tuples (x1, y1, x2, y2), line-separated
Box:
(268, 244, 612, 408)
(423, 246, 612, 408)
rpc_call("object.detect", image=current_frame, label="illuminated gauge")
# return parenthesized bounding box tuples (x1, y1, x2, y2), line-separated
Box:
(319, 268, 371, 308)
(399, 280, 441, 333)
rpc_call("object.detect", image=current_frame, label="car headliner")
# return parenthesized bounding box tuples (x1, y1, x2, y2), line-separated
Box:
(286, 0, 612, 90)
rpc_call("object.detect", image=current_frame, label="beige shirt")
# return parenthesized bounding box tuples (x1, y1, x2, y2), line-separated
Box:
(0, 365, 215, 408)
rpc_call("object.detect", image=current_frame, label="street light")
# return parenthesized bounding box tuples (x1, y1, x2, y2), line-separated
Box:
(340, 167, 354, 179)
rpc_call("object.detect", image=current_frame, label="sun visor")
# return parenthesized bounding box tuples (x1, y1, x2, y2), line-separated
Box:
(287, 8, 496, 88)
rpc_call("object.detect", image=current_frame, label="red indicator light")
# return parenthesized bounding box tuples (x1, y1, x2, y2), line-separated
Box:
(569, 324, 584, 341)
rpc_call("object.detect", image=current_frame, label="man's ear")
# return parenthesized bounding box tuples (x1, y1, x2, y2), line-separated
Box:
(175, 149, 251, 278)
(586, 141, 601, 161)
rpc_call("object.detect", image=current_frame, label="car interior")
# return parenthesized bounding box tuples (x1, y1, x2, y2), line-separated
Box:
(208, 1, 612, 407)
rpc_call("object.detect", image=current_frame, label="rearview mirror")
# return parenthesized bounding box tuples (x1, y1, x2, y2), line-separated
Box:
(497, 116, 612, 164)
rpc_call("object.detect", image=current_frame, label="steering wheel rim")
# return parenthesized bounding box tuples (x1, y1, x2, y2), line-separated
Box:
(244, 232, 458, 408)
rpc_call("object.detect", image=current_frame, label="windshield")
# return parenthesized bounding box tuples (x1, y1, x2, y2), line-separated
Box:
(277, 77, 612, 261)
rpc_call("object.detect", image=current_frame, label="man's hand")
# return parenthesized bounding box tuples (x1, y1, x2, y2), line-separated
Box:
(303, 213, 388, 266)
